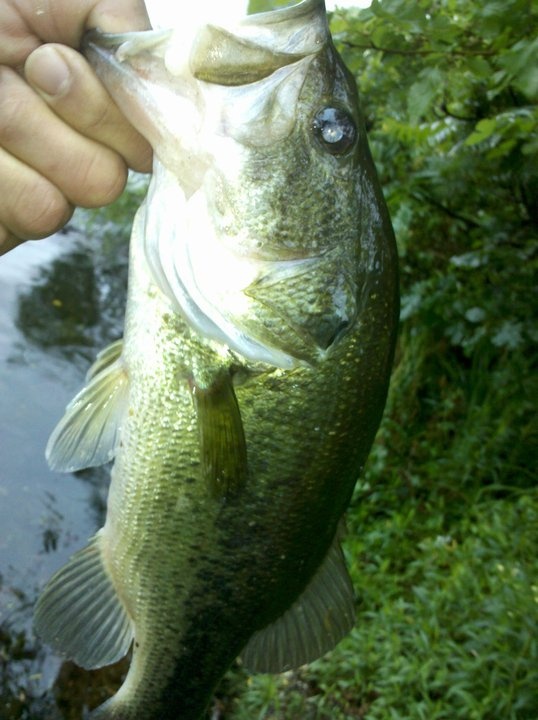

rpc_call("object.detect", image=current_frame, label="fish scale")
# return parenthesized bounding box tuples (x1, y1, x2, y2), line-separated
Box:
(33, 1, 398, 718)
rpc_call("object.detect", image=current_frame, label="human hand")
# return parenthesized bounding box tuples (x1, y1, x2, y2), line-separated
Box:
(0, 0, 153, 254)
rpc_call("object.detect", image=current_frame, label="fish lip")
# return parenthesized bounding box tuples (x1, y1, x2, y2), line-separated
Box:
(82, 28, 123, 51)
(82, 28, 174, 60)
(243, 0, 326, 25)
(239, 0, 327, 27)
(82, 28, 130, 56)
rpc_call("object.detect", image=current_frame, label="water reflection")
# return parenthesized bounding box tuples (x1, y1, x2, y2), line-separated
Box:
(16, 249, 100, 354)
(14, 223, 129, 368)
(0, 185, 141, 718)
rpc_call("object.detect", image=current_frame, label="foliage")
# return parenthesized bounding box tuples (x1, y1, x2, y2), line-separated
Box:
(332, 0, 538, 497)
(224, 0, 538, 718)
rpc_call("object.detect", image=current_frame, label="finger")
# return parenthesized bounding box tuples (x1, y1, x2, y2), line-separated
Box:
(25, 44, 152, 173)
(2, 0, 151, 67)
(0, 146, 73, 247)
(87, 0, 151, 34)
(0, 229, 23, 256)
(0, 65, 129, 209)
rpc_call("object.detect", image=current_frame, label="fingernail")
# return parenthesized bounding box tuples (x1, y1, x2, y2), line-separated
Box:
(26, 46, 71, 97)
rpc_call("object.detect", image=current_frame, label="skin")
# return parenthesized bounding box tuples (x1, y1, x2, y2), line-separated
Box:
(0, 0, 153, 255)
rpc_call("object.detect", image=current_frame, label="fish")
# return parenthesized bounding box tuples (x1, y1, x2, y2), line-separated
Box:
(33, 0, 398, 718)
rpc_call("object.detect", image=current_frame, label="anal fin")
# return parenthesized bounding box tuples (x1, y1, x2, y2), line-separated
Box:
(241, 532, 355, 672)
(33, 531, 133, 670)
(46, 340, 128, 472)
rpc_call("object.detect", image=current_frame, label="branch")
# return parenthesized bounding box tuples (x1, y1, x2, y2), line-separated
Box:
(341, 40, 497, 58)
(410, 192, 482, 229)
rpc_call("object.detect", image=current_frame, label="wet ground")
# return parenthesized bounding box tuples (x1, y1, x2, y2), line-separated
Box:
(0, 208, 132, 719)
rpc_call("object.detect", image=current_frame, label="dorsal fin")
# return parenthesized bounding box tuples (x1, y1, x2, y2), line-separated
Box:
(85, 338, 123, 381)
(46, 340, 128, 472)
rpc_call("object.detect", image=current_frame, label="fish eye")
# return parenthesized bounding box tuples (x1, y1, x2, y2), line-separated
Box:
(312, 107, 357, 155)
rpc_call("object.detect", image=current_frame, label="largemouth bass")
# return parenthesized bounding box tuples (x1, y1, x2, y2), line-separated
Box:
(34, 0, 398, 718)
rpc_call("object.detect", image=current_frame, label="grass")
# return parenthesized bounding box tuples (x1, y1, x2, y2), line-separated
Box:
(221, 484, 538, 719)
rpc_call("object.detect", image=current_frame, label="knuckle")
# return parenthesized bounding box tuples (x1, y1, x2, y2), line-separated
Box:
(131, 141, 153, 174)
(0, 74, 27, 142)
(76, 151, 127, 207)
(0, 224, 13, 251)
(78, 98, 117, 136)
(0, 227, 22, 255)
(16, 181, 72, 238)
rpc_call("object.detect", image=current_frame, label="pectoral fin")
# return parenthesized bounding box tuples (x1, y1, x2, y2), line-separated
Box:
(46, 340, 128, 472)
(33, 532, 133, 669)
(191, 372, 248, 500)
(241, 533, 355, 672)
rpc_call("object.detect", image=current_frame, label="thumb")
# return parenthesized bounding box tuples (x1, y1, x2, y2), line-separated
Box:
(25, 43, 152, 174)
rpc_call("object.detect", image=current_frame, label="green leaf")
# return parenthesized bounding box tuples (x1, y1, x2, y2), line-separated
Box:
(407, 68, 443, 122)
(464, 118, 497, 146)
(492, 321, 524, 349)
(498, 37, 538, 99)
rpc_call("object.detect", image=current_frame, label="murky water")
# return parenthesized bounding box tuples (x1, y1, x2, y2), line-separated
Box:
(0, 204, 134, 717)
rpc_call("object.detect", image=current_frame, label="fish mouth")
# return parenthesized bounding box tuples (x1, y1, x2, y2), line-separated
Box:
(82, 0, 330, 181)
(83, 0, 328, 57)
(82, 0, 328, 80)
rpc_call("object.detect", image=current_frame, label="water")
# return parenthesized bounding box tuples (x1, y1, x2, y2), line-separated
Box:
(0, 209, 132, 717)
